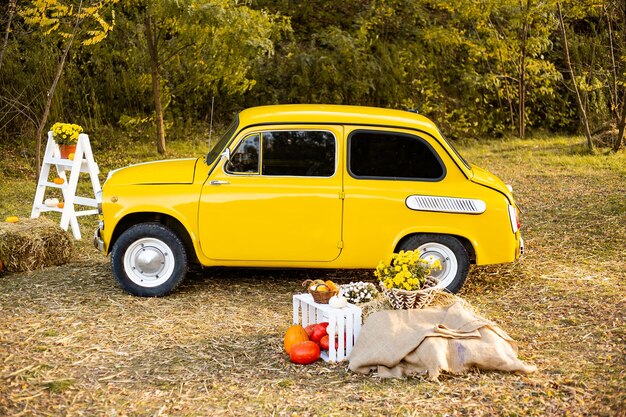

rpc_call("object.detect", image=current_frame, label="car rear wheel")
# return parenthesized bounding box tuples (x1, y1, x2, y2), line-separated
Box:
(111, 223, 187, 297)
(398, 234, 470, 293)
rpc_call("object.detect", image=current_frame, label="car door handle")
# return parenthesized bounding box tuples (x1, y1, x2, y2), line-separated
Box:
(210, 180, 230, 186)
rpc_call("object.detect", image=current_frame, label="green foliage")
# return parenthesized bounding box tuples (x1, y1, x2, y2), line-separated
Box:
(0, 0, 624, 146)
(20, 0, 118, 45)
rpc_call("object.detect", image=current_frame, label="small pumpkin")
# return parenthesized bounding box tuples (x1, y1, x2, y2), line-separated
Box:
(325, 280, 338, 291)
(44, 198, 59, 207)
(284, 324, 309, 354)
(329, 295, 348, 309)
(5, 216, 18, 223)
(289, 341, 321, 365)
(316, 284, 330, 292)
(53, 177, 65, 185)
(57, 202, 65, 209)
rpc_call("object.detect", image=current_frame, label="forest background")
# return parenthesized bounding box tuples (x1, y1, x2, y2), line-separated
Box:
(0, 0, 625, 170)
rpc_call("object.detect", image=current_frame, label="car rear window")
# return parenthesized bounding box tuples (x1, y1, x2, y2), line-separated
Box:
(348, 130, 444, 180)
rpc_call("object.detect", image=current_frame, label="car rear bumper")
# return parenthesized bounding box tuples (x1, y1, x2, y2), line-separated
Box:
(516, 235, 524, 259)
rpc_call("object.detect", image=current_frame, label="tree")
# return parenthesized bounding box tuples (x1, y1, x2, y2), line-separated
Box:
(21, 0, 118, 176)
(603, 0, 626, 151)
(477, 0, 558, 138)
(553, 0, 626, 152)
(0, 0, 17, 72)
(124, 0, 288, 154)
(557, 1, 594, 151)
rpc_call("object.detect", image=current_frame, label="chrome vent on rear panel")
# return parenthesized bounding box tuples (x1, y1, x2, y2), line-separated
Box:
(405, 195, 486, 214)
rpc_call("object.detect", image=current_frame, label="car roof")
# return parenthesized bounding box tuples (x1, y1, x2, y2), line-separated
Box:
(238, 104, 440, 135)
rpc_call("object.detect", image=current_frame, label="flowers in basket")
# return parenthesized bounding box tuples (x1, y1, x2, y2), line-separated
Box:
(51, 122, 83, 145)
(340, 281, 379, 304)
(375, 249, 442, 309)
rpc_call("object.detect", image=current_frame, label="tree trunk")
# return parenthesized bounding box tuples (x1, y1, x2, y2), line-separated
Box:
(606, 1, 625, 152)
(518, 0, 531, 139)
(518, 64, 525, 139)
(496, 48, 516, 132)
(145, 16, 166, 155)
(614, 88, 626, 152)
(604, 4, 619, 121)
(0, 0, 16, 72)
(557, 2, 594, 152)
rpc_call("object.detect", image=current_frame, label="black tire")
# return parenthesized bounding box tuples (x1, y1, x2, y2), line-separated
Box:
(111, 223, 187, 297)
(398, 234, 470, 293)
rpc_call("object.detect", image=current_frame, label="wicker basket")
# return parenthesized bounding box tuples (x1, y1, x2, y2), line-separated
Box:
(302, 280, 339, 304)
(379, 276, 439, 309)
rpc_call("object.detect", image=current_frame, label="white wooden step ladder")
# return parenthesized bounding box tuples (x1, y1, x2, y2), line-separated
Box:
(31, 132, 102, 239)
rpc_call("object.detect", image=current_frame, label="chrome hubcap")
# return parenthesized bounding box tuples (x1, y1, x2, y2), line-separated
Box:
(135, 246, 166, 275)
(417, 242, 458, 289)
(124, 238, 174, 288)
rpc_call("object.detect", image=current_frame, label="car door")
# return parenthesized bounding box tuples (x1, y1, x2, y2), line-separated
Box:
(198, 125, 344, 263)
(341, 126, 468, 263)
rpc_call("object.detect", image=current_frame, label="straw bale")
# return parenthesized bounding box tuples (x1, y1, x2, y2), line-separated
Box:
(0, 217, 73, 273)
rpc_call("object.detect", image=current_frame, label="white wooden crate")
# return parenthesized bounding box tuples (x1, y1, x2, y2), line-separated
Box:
(292, 293, 362, 363)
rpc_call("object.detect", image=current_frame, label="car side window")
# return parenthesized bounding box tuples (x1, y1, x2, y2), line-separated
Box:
(348, 130, 444, 180)
(225, 134, 260, 174)
(262, 131, 335, 177)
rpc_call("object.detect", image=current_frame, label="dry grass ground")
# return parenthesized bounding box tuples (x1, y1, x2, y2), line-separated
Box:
(0, 135, 624, 416)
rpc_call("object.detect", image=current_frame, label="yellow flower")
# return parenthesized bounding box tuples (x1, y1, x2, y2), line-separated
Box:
(51, 122, 83, 145)
(431, 259, 442, 271)
(375, 249, 431, 291)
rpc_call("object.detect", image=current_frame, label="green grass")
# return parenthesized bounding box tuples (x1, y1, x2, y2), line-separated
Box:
(0, 133, 624, 416)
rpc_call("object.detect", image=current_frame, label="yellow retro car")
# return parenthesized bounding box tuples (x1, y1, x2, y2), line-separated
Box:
(95, 104, 523, 296)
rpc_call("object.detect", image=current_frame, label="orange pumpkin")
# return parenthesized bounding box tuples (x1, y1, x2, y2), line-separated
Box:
(53, 177, 65, 185)
(283, 324, 309, 354)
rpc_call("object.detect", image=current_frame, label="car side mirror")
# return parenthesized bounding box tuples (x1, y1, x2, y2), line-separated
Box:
(220, 148, 231, 161)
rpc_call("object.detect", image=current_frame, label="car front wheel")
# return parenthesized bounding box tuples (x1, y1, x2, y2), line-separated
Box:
(111, 223, 187, 297)
(398, 234, 470, 293)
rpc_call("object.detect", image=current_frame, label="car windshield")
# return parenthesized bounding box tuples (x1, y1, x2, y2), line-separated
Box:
(438, 129, 471, 170)
(206, 116, 239, 165)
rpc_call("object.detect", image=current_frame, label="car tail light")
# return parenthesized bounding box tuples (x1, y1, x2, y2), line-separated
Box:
(508, 205, 520, 233)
